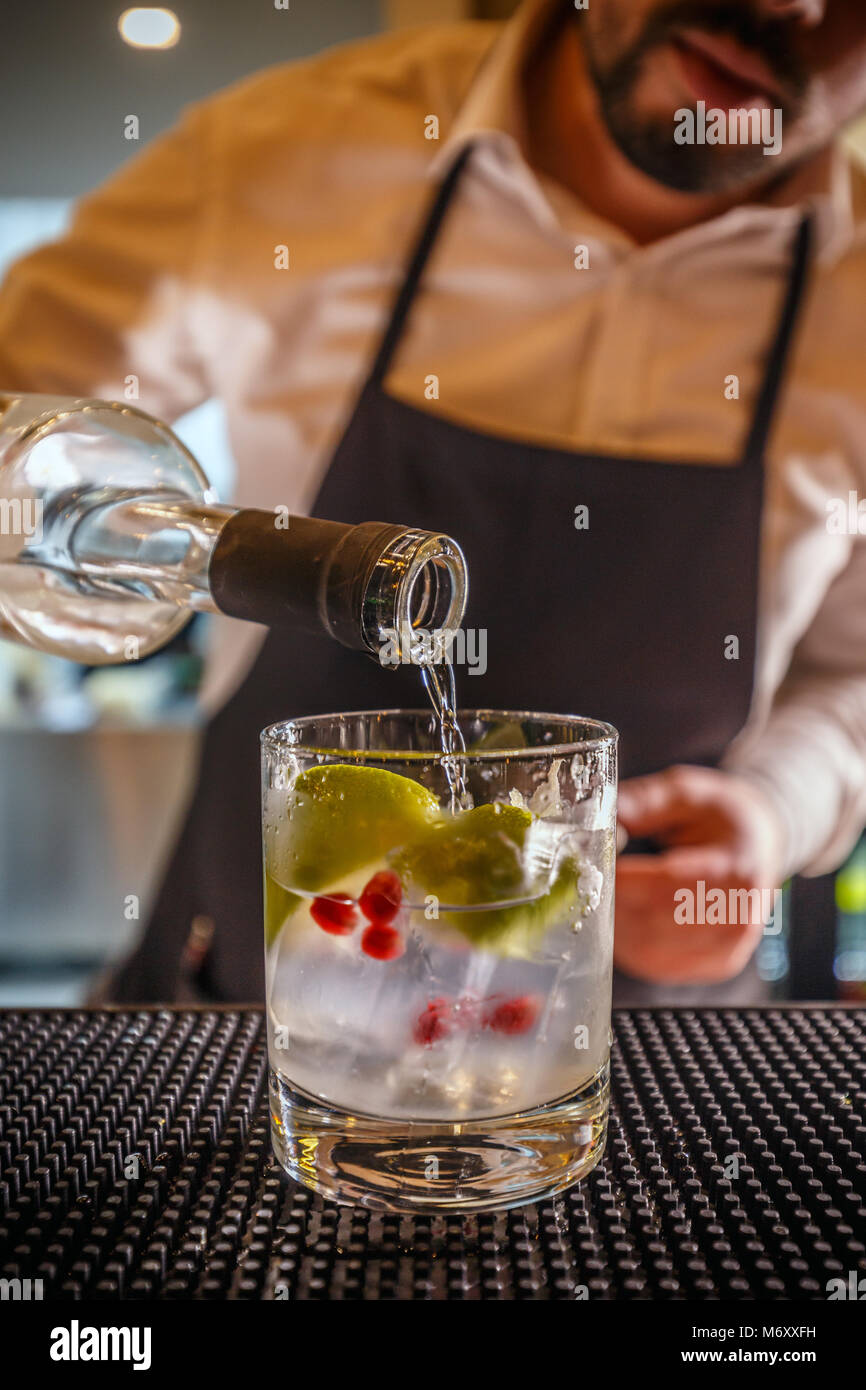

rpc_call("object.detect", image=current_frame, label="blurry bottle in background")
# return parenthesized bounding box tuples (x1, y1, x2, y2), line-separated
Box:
(834, 838, 866, 1000)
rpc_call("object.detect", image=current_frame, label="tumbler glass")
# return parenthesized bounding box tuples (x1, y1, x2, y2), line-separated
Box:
(263, 709, 617, 1213)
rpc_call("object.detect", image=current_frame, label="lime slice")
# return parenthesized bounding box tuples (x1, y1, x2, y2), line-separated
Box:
(264, 871, 300, 949)
(389, 801, 582, 957)
(265, 763, 442, 945)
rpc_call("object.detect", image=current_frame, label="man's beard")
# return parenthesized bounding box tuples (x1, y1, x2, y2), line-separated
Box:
(578, 0, 808, 194)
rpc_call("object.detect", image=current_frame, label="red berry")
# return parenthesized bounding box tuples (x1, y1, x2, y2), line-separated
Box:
(360, 922, 404, 960)
(310, 893, 359, 935)
(484, 995, 540, 1035)
(359, 870, 402, 924)
(413, 998, 452, 1045)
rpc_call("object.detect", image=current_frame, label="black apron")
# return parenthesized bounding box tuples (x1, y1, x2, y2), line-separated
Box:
(112, 148, 813, 1004)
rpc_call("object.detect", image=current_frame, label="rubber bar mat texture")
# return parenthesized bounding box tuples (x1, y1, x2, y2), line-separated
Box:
(1, 1008, 864, 1300)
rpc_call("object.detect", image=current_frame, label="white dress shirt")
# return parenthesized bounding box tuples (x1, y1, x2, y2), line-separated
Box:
(1, 0, 865, 878)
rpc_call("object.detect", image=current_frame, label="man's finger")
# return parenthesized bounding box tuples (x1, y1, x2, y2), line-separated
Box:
(617, 845, 736, 883)
(617, 769, 692, 835)
(618, 765, 739, 834)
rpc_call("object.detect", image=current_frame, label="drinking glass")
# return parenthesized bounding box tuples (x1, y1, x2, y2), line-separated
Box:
(262, 709, 617, 1213)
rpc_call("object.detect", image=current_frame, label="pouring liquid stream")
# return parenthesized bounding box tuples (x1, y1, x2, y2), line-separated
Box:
(420, 657, 472, 812)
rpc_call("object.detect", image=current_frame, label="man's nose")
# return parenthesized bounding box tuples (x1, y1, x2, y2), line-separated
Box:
(756, 0, 825, 25)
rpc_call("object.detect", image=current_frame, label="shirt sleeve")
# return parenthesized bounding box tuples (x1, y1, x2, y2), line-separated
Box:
(722, 529, 866, 878)
(0, 104, 212, 420)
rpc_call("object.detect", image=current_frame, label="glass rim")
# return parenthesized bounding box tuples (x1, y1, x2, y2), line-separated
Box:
(260, 708, 618, 762)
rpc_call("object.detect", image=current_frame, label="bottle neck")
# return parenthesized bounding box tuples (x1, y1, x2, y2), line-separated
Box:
(208, 510, 467, 656)
(58, 491, 467, 654)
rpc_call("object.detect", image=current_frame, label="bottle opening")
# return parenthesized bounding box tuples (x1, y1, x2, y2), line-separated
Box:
(408, 551, 461, 631)
(362, 530, 467, 662)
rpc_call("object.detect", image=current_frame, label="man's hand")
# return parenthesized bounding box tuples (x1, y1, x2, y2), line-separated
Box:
(614, 765, 787, 984)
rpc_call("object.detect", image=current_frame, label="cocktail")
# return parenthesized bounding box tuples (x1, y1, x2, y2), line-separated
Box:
(263, 709, 617, 1213)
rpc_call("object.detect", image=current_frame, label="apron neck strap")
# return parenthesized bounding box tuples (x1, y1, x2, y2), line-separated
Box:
(369, 142, 815, 470)
(742, 211, 815, 464)
(369, 144, 474, 388)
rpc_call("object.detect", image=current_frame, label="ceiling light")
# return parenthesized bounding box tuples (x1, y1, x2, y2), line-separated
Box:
(118, 8, 181, 50)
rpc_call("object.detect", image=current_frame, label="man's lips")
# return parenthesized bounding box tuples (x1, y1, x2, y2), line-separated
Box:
(670, 28, 784, 110)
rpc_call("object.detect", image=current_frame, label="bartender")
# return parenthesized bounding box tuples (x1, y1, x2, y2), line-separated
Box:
(1, 0, 865, 1003)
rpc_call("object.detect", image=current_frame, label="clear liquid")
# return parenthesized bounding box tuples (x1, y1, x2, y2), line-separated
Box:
(420, 659, 471, 811)
(0, 487, 229, 664)
(0, 395, 218, 664)
(266, 828, 613, 1122)
(265, 674, 615, 1122)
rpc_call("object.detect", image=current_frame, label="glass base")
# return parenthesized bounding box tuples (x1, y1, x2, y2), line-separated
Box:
(268, 1061, 610, 1214)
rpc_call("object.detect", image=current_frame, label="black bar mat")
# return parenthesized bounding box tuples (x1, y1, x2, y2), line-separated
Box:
(1, 1007, 864, 1300)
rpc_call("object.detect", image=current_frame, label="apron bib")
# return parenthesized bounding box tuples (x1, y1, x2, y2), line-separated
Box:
(113, 148, 813, 1002)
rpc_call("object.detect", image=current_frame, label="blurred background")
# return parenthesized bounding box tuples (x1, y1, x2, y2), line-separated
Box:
(1, 0, 865, 1005)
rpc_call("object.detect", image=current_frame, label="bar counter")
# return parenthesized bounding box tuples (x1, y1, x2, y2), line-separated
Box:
(1, 1006, 864, 1301)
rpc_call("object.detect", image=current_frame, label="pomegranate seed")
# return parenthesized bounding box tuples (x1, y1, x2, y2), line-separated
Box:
(413, 998, 452, 1045)
(360, 922, 404, 960)
(484, 995, 540, 1035)
(310, 893, 359, 935)
(359, 870, 402, 924)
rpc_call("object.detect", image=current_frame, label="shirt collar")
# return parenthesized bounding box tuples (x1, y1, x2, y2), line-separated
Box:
(430, 0, 859, 264)
(438, 0, 554, 159)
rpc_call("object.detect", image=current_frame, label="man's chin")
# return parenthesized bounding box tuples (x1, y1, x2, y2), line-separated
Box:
(604, 119, 778, 196)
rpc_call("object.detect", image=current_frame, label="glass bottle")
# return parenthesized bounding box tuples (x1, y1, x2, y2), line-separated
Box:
(0, 393, 466, 665)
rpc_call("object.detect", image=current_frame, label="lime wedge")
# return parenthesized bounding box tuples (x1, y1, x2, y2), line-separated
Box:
(264, 871, 300, 949)
(389, 801, 582, 957)
(265, 763, 442, 945)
